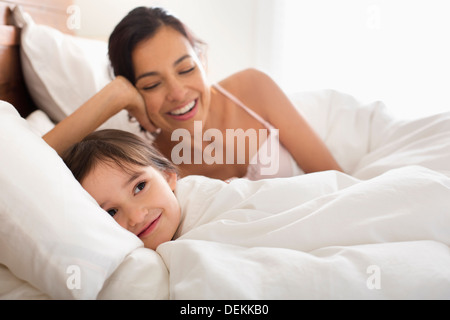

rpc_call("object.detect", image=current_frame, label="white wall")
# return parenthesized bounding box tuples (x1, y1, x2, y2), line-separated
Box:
(274, 0, 450, 119)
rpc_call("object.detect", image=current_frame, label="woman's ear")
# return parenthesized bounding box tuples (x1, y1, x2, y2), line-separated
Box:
(165, 171, 178, 191)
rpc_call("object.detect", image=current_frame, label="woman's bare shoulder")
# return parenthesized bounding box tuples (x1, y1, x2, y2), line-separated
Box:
(217, 69, 276, 117)
(219, 68, 272, 90)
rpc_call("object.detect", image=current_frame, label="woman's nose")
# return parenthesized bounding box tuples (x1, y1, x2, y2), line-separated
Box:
(166, 78, 186, 102)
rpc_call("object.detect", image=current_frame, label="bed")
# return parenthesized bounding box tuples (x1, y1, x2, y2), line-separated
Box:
(1, 0, 450, 300)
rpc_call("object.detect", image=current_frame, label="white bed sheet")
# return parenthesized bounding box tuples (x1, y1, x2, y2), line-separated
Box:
(2, 89, 450, 299)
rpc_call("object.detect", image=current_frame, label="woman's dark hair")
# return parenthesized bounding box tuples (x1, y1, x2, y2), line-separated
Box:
(62, 129, 177, 183)
(108, 6, 205, 84)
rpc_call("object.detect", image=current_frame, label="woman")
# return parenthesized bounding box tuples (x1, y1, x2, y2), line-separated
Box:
(44, 6, 342, 180)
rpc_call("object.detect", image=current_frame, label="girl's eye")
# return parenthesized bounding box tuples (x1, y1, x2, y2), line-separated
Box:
(107, 209, 118, 217)
(134, 182, 146, 195)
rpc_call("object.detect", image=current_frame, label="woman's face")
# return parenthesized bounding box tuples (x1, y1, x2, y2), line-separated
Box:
(81, 161, 181, 250)
(132, 26, 211, 134)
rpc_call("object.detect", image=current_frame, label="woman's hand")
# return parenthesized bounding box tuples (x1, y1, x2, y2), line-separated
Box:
(44, 76, 159, 155)
(114, 76, 159, 134)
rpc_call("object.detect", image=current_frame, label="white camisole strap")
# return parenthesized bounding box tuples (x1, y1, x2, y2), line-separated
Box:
(212, 83, 275, 130)
(211, 83, 303, 180)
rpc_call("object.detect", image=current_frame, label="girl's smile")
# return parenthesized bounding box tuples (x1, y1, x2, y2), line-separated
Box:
(81, 161, 180, 250)
(137, 210, 162, 238)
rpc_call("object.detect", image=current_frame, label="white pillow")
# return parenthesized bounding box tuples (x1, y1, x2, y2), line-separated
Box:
(12, 6, 143, 136)
(12, 6, 110, 122)
(25, 109, 55, 136)
(0, 101, 153, 299)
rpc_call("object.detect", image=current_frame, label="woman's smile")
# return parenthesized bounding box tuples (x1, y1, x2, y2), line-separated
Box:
(167, 99, 199, 121)
(132, 26, 211, 132)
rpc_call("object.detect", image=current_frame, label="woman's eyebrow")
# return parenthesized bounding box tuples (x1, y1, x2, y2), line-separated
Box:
(135, 54, 192, 82)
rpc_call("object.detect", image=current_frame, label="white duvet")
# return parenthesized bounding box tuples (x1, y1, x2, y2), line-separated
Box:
(162, 166, 450, 299)
(117, 89, 450, 299)
(2, 89, 450, 299)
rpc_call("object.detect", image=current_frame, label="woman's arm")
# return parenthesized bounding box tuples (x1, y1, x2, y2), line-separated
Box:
(237, 69, 343, 173)
(43, 76, 154, 155)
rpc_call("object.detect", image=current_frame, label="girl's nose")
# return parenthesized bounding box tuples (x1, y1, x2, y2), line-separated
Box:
(125, 205, 148, 229)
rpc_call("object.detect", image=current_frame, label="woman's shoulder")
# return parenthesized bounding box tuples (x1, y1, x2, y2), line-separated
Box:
(219, 68, 273, 90)
(217, 68, 277, 116)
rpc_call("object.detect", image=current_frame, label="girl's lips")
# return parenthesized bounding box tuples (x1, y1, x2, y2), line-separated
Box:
(167, 99, 198, 121)
(137, 213, 162, 238)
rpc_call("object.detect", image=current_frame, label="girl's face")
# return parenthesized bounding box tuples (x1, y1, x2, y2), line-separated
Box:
(132, 26, 211, 135)
(81, 161, 181, 250)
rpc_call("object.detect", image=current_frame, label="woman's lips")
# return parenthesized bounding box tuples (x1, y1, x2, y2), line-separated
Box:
(137, 213, 162, 238)
(167, 99, 198, 121)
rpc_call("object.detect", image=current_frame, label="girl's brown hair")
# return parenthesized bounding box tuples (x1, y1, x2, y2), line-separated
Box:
(108, 6, 205, 84)
(62, 129, 177, 183)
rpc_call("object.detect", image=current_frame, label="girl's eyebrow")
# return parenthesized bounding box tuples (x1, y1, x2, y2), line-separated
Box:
(99, 170, 145, 208)
(135, 54, 192, 82)
(123, 171, 145, 188)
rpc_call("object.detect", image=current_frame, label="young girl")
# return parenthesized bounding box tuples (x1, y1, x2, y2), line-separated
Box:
(62, 129, 181, 251)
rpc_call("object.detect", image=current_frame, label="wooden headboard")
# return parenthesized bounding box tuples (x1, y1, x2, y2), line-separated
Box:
(0, 0, 73, 118)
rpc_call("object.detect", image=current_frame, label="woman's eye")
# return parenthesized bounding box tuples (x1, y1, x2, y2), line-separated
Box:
(179, 66, 195, 75)
(143, 83, 160, 91)
(107, 209, 118, 217)
(134, 182, 146, 195)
